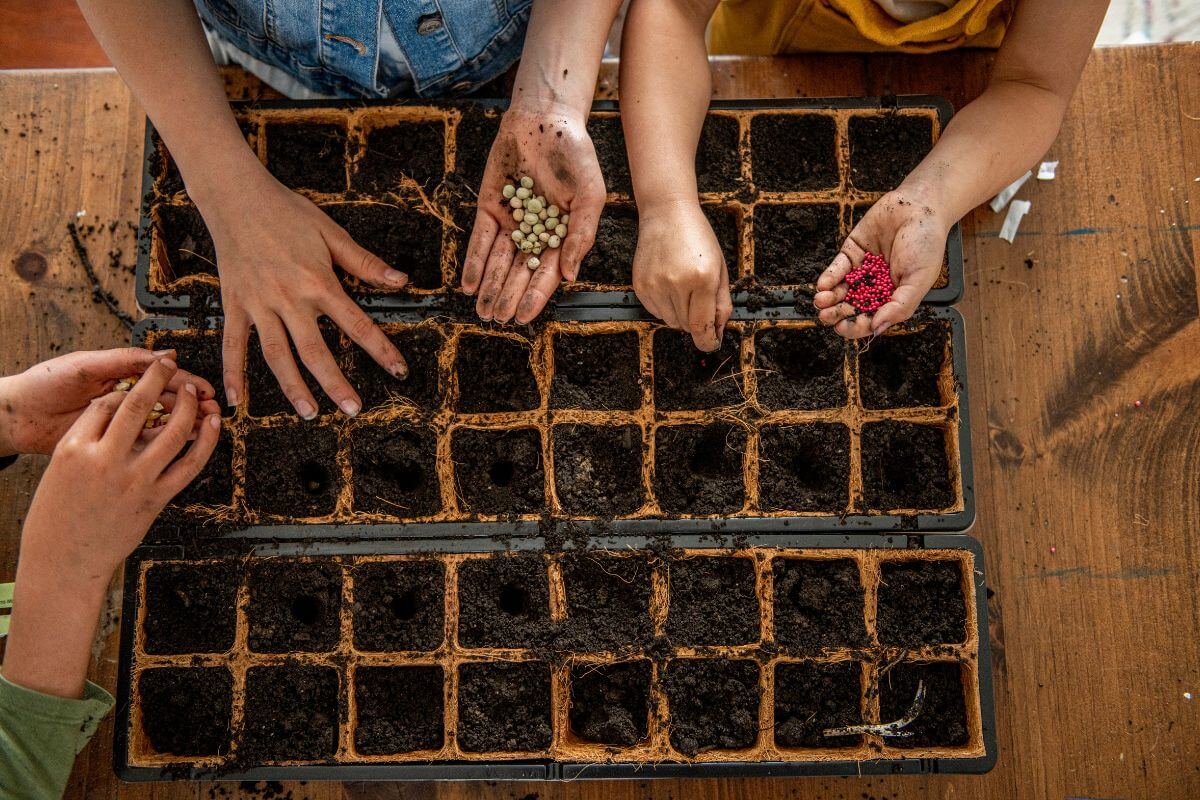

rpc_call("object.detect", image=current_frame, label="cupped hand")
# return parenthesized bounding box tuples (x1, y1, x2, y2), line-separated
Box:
(460, 101, 606, 324)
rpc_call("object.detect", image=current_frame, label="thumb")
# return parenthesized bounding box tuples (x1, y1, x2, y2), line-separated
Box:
(67, 347, 173, 386)
(323, 225, 408, 289)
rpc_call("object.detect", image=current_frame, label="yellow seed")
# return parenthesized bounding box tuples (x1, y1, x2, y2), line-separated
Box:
(519, 175, 534, 189)
(502, 184, 516, 199)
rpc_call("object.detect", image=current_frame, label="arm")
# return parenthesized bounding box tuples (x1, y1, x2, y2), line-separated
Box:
(621, 0, 731, 351)
(815, 0, 1111, 338)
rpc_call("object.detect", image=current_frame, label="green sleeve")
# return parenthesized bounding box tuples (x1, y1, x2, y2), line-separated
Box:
(0, 672, 114, 800)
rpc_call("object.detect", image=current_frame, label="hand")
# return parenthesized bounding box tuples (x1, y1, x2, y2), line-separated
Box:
(632, 201, 733, 351)
(460, 101, 606, 324)
(0, 348, 220, 457)
(814, 189, 950, 339)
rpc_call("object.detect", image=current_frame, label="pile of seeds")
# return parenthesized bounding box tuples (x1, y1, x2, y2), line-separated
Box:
(846, 252, 895, 313)
(115, 375, 171, 429)
(504, 175, 569, 269)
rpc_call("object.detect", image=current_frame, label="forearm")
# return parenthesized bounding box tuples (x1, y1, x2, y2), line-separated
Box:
(511, 0, 625, 116)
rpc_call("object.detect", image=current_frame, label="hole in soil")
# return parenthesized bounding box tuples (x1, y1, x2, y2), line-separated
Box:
(387, 459, 425, 492)
(489, 459, 516, 488)
(758, 424, 850, 513)
(389, 589, 420, 621)
(353, 560, 445, 652)
(247, 560, 342, 653)
(298, 461, 330, 495)
(290, 594, 323, 625)
(653, 424, 747, 516)
(350, 424, 440, 518)
(498, 582, 530, 616)
(452, 428, 545, 515)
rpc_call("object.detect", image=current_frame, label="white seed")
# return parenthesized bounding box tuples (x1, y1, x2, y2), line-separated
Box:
(561, 213, 569, 224)
(548, 234, 561, 248)
(521, 239, 534, 251)
(528, 256, 541, 268)
(153, 402, 164, 412)
(520, 175, 534, 189)
(533, 223, 545, 235)
(520, 221, 532, 234)
(523, 212, 538, 226)
(115, 381, 131, 392)
(526, 198, 543, 214)
(545, 217, 558, 230)
(511, 230, 524, 243)
(516, 186, 531, 200)
(555, 224, 567, 237)
(512, 208, 524, 222)
(144, 419, 155, 429)
(509, 196, 523, 209)
(533, 245, 544, 255)
(538, 209, 548, 220)
(158, 413, 171, 424)
(547, 205, 559, 218)
(502, 184, 516, 199)
(535, 195, 545, 206)
(538, 231, 550, 242)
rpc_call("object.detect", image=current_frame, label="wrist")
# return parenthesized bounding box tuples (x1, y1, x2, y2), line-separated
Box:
(892, 176, 956, 232)
(635, 193, 703, 222)
(0, 375, 22, 457)
(184, 145, 270, 211)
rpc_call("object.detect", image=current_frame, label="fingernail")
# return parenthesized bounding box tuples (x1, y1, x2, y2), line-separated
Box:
(339, 399, 360, 418)
(295, 399, 317, 420)
(160, 358, 177, 370)
(151, 349, 175, 357)
(225, 386, 240, 407)
(390, 362, 409, 380)
(208, 414, 221, 429)
(383, 268, 408, 286)
(873, 322, 892, 335)
(184, 382, 197, 396)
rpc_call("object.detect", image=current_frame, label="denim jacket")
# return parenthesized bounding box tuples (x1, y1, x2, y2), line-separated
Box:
(195, 0, 532, 98)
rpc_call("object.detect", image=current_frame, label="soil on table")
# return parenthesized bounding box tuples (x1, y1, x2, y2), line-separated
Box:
(457, 554, 550, 648)
(265, 123, 348, 194)
(665, 556, 760, 646)
(753, 203, 842, 286)
(702, 205, 742, 282)
(455, 333, 538, 413)
(322, 203, 444, 290)
(553, 424, 645, 517)
(241, 663, 340, 762)
(860, 421, 953, 510)
(771, 558, 867, 652)
(452, 427, 544, 515)
(244, 424, 341, 517)
(149, 331, 234, 416)
(354, 665, 445, 754)
(696, 114, 743, 193)
(560, 553, 653, 650)
(653, 328, 743, 410)
(352, 121, 444, 193)
(653, 424, 747, 516)
(138, 667, 233, 757)
(344, 326, 444, 414)
(876, 560, 966, 646)
(247, 560, 343, 653)
(349, 423, 441, 517)
(878, 661, 968, 748)
(550, 331, 642, 410)
(664, 659, 761, 756)
(453, 106, 502, 189)
(456, 661, 553, 752)
(168, 428, 233, 510)
(569, 660, 651, 746)
(773, 660, 862, 749)
(246, 326, 343, 418)
(158, 205, 216, 280)
(857, 323, 948, 409)
(586, 116, 632, 195)
(757, 424, 850, 512)
(143, 562, 239, 654)
(352, 560, 446, 651)
(579, 206, 638, 286)
(754, 326, 847, 410)
(751, 113, 839, 192)
(848, 114, 934, 193)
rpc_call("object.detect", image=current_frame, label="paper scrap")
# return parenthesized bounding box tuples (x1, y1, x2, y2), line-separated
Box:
(999, 199, 1032, 243)
(1037, 161, 1059, 180)
(0, 582, 11, 610)
(990, 170, 1032, 213)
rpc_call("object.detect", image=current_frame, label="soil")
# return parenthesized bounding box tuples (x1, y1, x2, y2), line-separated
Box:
(877, 560, 966, 646)
(322, 203, 443, 290)
(860, 422, 953, 511)
(265, 123, 348, 194)
(579, 206, 638, 286)
(143, 562, 239, 654)
(696, 115, 743, 193)
(344, 327, 443, 413)
(457, 554, 550, 648)
(754, 326, 847, 410)
(772, 558, 867, 652)
(751, 113, 839, 192)
(169, 429, 234, 510)
(753, 203, 842, 286)
(354, 665, 445, 754)
(241, 663, 340, 762)
(569, 660, 651, 746)
(150, 331, 234, 417)
(349, 423, 441, 517)
(243, 424, 340, 518)
(848, 114, 934, 192)
(857, 323, 948, 409)
(246, 326, 343, 418)
(758, 424, 850, 512)
(456, 661, 553, 752)
(665, 556, 760, 646)
(653, 424, 747, 516)
(453, 106, 503, 189)
(552, 424, 644, 517)
(352, 560, 446, 651)
(452, 427, 545, 515)
(653, 328, 743, 410)
(158, 205, 216, 280)
(561, 553, 653, 650)
(702, 205, 741, 281)
(455, 333, 538, 413)
(139, 667, 233, 757)
(586, 116, 632, 194)
(247, 560, 343, 653)
(353, 121, 444, 193)
(550, 331, 641, 410)
(878, 661, 968, 748)
(664, 659, 761, 756)
(150, 134, 184, 196)
(773, 660, 862, 749)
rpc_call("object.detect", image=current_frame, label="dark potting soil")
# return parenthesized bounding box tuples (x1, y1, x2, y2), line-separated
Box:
(352, 121, 444, 194)
(753, 203, 841, 286)
(158, 205, 216, 280)
(702, 205, 742, 281)
(758, 424, 850, 512)
(579, 206, 638, 286)
(241, 663, 340, 762)
(860, 421, 953, 510)
(246, 326, 343, 418)
(550, 331, 641, 410)
(457, 555, 550, 648)
(456, 661, 553, 753)
(150, 331, 234, 416)
(773, 660, 862, 749)
(569, 660, 651, 746)
(244, 424, 341, 517)
(696, 114, 742, 193)
(168, 428, 233, 510)
(150, 134, 184, 196)
(848, 114, 934, 193)
(665, 556, 760, 646)
(653, 424, 747, 516)
(858, 323, 948, 409)
(265, 123, 348, 194)
(664, 659, 761, 756)
(878, 661, 968, 748)
(143, 562, 239, 654)
(561, 553, 653, 650)
(139, 667, 233, 757)
(352, 560, 445, 651)
(750, 113, 838, 192)
(354, 665, 445, 754)
(586, 116, 632, 195)
(322, 203, 443, 290)
(455, 333, 538, 413)
(247, 560, 343, 653)
(452, 427, 545, 515)
(453, 106, 502, 189)
(344, 326, 443, 413)
(653, 328, 743, 410)
(349, 423, 441, 517)
(877, 560, 966, 646)
(772, 558, 867, 652)
(553, 424, 645, 517)
(754, 326, 847, 410)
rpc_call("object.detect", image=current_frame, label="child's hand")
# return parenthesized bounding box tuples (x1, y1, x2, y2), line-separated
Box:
(814, 190, 950, 339)
(0, 348, 220, 457)
(632, 202, 733, 351)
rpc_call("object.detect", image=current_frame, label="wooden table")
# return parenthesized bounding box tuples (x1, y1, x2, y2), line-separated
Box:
(1, 44, 1197, 799)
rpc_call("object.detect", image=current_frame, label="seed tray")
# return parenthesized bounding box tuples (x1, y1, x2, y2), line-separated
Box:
(115, 531, 995, 780)
(135, 96, 963, 313)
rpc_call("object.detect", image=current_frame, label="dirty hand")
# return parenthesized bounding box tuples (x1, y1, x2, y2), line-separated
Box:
(0, 347, 220, 457)
(632, 201, 733, 351)
(460, 101, 606, 324)
(814, 189, 949, 339)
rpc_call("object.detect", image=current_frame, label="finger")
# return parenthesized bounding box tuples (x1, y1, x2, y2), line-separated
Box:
(67, 347, 174, 388)
(834, 313, 875, 340)
(254, 314, 320, 420)
(687, 291, 720, 352)
(813, 283, 849, 310)
(869, 283, 925, 334)
(141, 382, 200, 472)
(816, 238, 867, 292)
(665, 293, 689, 332)
(288, 314, 362, 416)
(516, 250, 564, 324)
(818, 302, 859, 327)
(165, 368, 216, 400)
(492, 253, 535, 324)
(559, 185, 604, 282)
(323, 222, 408, 289)
(68, 391, 128, 443)
(156, 414, 222, 499)
(107, 358, 178, 450)
(324, 293, 408, 386)
(221, 305, 250, 408)
(461, 209, 500, 294)
(715, 261, 733, 341)
(476, 235, 515, 321)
